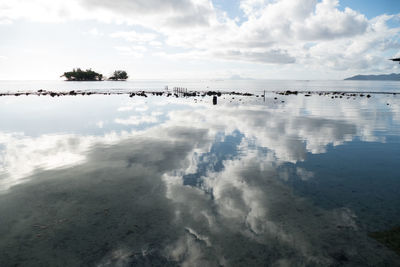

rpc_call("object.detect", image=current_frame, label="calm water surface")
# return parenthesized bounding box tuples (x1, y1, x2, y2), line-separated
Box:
(1, 91, 400, 266)
(1, 79, 400, 94)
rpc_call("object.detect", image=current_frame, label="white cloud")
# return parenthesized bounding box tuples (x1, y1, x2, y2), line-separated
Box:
(0, 131, 129, 191)
(240, 0, 270, 17)
(110, 30, 158, 43)
(117, 106, 133, 112)
(1, 96, 398, 265)
(295, 0, 368, 40)
(161, 141, 373, 265)
(149, 40, 163, 47)
(0, 18, 12, 24)
(0, 0, 399, 73)
(213, 49, 296, 64)
(296, 167, 314, 181)
(86, 27, 104, 37)
(158, 0, 398, 69)
(114, 45, 147, 57)
(81, 0, 214, 28)
(0, 0, 82, 23)
(114, 114, 159, 125)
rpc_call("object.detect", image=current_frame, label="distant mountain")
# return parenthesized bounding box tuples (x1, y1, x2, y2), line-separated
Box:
(344, 73, 400, 81)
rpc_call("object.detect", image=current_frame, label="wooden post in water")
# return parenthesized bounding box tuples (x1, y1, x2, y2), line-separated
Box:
(213, 95, 217, 105)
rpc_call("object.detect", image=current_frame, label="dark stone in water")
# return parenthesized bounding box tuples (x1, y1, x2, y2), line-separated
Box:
(206, 91, 222, 97)
(184, 92, 197, 97)
(136, 92, 147, 97)
(284, 90, 298, 95)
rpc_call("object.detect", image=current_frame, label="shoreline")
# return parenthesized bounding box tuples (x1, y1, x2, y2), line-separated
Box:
(0, 89, 398, 98)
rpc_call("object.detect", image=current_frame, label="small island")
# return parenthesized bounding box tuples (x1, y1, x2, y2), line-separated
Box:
(61, 68, 129, 81)
(61, 68, 104, 81)
(108, 70, 128, 81)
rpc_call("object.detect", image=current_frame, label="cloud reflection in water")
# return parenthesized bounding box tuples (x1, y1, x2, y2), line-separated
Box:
(0, 94, 400, 266)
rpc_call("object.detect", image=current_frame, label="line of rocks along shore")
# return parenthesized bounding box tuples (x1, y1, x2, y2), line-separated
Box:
(0, 89, 398, 99)
(0, 89, 252, 98)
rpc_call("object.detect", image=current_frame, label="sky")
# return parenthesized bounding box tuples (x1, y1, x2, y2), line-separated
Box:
(0, 0, 399, 80)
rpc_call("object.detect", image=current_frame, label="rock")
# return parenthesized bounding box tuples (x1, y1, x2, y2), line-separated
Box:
(284, 90, 298, 95)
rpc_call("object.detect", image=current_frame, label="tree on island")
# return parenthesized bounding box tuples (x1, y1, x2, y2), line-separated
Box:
(61, 68, 103, 81)
(108, 70, 128, 81)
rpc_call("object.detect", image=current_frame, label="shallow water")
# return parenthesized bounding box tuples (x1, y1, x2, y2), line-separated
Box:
(1, 92, 400, 266)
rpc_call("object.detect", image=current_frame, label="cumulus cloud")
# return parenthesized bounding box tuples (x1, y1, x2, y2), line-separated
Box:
(0, 0, 213, 26)
(161, 140, 397, 265)
(0, 131, 131, 191)
(161, 0, 397, 69)
(0, 0, 399, 75)
(296, 0, 368, 40)
(213, 49, 296, 64)
(81, 0, 214, 27)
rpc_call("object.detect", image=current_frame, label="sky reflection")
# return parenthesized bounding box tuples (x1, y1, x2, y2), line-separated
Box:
(0, 94, 400, 265)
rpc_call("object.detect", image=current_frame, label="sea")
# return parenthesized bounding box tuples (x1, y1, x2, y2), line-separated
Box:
(0, 79, 400, 266)
(0, 79, 400, 93)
